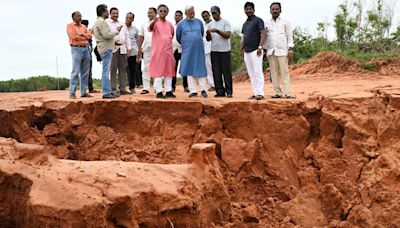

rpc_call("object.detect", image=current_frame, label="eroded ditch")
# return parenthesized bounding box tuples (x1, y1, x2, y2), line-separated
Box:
(1, 96, 400, 227)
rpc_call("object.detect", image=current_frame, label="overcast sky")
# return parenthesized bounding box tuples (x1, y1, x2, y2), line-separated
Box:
(0, 0, 398, 81)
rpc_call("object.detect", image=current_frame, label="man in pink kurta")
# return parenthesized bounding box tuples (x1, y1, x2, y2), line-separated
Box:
(149, 4, 176, 99)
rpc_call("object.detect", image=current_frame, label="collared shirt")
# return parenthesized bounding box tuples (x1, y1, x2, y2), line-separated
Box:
(242, 15, 265, 53)
(265, 16, 294, 56)
(66, 22, 92, 46)
(92, 17, 118, 54)
(173, 23, 182, 53)
(126, 24, 139, 56)
(107, 18, 131, 54)
(139, 21, 153, 52)
(203, 21, 212, 54)
(207, 18, 232, 52)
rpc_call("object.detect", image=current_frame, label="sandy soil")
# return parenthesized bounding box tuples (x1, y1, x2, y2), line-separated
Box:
(1, 52, 400, 227)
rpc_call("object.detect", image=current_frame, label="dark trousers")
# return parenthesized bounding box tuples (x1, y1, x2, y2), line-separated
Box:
(88, 57, 94, 91)
(172, 50, 188, 90)
(127, 56, 137, 90)
(135, 60, 143, 86)
(211, 51, 233, 96)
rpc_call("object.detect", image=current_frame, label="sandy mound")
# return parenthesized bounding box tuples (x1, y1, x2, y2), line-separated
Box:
(373, 57, 400, 75)
(234, 51, 384, 82)
(291, 51, 367, 75)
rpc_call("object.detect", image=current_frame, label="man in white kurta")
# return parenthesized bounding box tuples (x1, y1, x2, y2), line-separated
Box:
(137, 7, 156, 94)
(201, 10, 215, 91)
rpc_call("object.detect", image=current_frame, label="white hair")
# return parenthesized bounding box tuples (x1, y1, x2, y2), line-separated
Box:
(185, 5, 194, 11)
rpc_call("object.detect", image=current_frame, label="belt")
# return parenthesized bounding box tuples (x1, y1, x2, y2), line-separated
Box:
(71, 45, 88, 48)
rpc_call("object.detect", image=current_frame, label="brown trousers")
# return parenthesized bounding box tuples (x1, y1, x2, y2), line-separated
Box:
(110, 49, 128, 90)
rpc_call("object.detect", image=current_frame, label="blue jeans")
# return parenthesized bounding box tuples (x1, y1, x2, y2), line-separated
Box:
(100, 50, 113, 95)
(70, 46, 90, 96)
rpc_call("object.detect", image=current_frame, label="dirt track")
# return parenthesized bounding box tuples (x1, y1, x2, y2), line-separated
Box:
(1, 53, 400, 227)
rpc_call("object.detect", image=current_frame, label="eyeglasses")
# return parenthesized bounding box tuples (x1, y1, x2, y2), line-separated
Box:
(159, 10, 167, 13)
(211, 12, 218, 14)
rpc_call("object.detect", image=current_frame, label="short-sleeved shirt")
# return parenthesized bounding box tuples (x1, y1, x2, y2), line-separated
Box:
(207, 18, 232, 52)
(242, 15, 265, 53)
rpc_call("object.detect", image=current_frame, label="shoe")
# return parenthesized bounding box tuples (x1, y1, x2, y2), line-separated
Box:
(184, 87, 190, 93)
(137, 85, 143, 89)
(129, 89, 136, 94)
(255, 95, 264, 100)
(226, 94, 233, 98)
(189, 93, 198, 98)
(112, 89, 119, 94)
(112, 90, 120, 96)
(208, 87, 215, 91)
(286, 95, 295, 99)
(81, 93, 93, 98)
(69, 95, 77, 99)
(89, 89, 99, 93)
(156, 92, 165, 99)
(248, 95, 256, 100)
(111, 92, 120, 97)
(271, 94, 282, 99)
(120, 90, 133, 95)
(172, 88, 176, 92)
(214, 94, 225, 97)
(102, 93, 116, 99)
(141, 90, 149, 94)
(165, 91, 176, 98)
(201, 90, 208, 98)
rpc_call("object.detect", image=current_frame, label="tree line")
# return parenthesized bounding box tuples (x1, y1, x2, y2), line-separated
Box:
(0, 76, 69, 92)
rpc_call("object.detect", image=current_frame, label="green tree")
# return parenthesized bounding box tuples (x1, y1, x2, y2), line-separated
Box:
(334, 2, 358, 49)
(230, 31, 244, 73)
(292, 27, 320, 64)
(391, 25, 400, 45)
(316, 20, 330, 50)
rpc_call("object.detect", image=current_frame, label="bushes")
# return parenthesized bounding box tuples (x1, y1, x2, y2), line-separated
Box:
(230, 31, 244, 72)
(0, 76, 69, 92)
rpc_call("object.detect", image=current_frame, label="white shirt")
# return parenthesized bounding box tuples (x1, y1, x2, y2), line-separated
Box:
(139, 21, 153, 52)
(107, 19, 131, 54)
(173, 23, 182, 53)
(265, 17, 294, 57)
(126, 24, 139, 56)
(203, 21, 212, 54)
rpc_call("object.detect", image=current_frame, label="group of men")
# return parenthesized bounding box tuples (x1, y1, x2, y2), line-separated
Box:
(66, 2, 294, 100)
